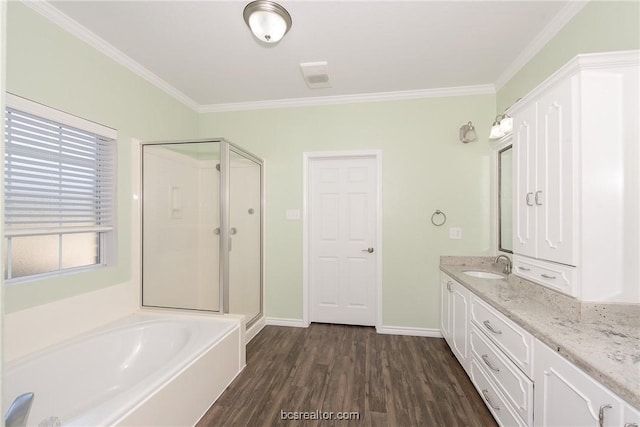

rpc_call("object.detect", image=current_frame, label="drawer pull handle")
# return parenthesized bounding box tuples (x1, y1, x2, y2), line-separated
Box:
(541, 274, 557, 280)
(525, 192, 533, 206)
(599, 404, 612, 427)
(518, 266, 531, 271)
(447, 281, 453, 292)
(624, 424, 638, 427)
(481, 389, 500, 411)
(483, 320, 503, 335)
(481, 354, 500, 372)
(535, 190, 543, 205)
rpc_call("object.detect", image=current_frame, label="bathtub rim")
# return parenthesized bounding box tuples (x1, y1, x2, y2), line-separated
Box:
(3, 310, 245, 427)
(4, 310, 241, 368)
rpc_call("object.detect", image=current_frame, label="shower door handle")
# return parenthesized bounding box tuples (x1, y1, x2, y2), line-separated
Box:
(228, 228, 237, 252)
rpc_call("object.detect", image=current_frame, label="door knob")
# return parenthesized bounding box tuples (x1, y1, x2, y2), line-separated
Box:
(362, 247, 374, 253)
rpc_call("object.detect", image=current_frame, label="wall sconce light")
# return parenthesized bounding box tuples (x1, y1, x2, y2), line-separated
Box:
(459, 121, 478, 143)
(243, 0, 292, 44)
(489, 99, 521, 140)
(489, 114, 513, 140)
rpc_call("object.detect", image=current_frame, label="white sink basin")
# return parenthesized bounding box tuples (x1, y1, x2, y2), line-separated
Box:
(463, 270, 505, 280)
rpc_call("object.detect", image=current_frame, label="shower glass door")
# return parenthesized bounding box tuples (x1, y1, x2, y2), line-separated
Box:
(227, 148, 263, 325)
(141, 139, 264, 325)
(142, 141, 221, 311)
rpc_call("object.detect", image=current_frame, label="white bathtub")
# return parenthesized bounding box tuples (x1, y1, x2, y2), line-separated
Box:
(3, 312, 244, 427)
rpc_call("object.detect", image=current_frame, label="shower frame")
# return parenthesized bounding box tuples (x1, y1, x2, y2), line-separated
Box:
(139, 138, 264, 328)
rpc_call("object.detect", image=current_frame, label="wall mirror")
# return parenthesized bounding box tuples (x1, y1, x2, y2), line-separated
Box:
(497, 143, 513, 253)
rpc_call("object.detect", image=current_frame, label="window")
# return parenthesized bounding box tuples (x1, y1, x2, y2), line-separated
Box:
(4, 95, 116, 281)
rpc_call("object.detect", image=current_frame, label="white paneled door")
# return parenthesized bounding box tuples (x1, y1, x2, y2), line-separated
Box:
(309, 156, 378, 326)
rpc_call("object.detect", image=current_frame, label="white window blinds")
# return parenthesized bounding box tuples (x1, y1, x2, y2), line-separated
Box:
(4, 107, 115, 237)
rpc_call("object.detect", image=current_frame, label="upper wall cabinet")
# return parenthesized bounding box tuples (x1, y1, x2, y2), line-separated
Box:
(510, 51, 640, 303)
(513, 78, 575, 266)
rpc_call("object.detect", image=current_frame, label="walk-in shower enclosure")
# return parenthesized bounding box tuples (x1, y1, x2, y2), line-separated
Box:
(141, 139, 263, 327)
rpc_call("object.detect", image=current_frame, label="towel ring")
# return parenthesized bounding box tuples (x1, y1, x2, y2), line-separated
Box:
(431, 210, 446, 226)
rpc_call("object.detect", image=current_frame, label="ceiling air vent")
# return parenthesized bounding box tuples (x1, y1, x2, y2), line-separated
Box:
(299, 61, 331, 89)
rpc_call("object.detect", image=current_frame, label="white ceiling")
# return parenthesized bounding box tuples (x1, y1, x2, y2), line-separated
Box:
(39, 1, 584, 111)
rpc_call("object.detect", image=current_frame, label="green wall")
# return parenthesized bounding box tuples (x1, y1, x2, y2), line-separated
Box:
(4, 3, 199, 312)
(6, 0, 637, 329)
(200, 97, 495, 327)
(498, 1, 640, 111)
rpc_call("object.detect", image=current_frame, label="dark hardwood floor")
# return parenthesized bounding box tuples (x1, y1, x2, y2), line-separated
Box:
(197, 323, 498, 427)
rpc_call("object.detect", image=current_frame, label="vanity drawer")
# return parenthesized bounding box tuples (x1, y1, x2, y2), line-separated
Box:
(469, 358, 527, 427)
(470, 296, 534, 378)
(470, 325, 533, 425)
(513, 255, 577, 297)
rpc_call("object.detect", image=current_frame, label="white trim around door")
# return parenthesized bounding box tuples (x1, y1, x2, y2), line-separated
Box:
(302, 150, 382, 329)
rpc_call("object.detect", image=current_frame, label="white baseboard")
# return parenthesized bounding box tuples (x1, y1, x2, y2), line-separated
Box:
(265, 317, 309, 328)
(246, 316, 266, 343)
(376, 325, 443, 338)
(264, 319, 442, 338)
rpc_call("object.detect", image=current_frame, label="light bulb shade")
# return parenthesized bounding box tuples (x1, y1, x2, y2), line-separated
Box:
(489, 122, 505, 140)
(459, 121, 478, 143)
(243, 1, 292, 43)
(499, 115, 513, 134)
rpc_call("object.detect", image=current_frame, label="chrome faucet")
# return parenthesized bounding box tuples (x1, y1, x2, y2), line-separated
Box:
(5, 392, 34, 427)
(494, 255, 512, 275)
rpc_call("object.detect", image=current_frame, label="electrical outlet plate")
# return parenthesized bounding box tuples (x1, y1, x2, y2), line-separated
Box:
(286, 209, 301, 220)
(449, 227, 463, 239)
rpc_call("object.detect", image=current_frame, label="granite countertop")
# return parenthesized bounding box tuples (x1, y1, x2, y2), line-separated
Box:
(440, 256, 640, 410)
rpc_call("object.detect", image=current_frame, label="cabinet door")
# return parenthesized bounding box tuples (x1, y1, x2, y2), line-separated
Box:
(624, 403, 640, 426)
(512, 101, 537, 258)
(440, 274, 452, 346)
(534, 340, 624, 427)
(450, 280, 470, 372)
(535, 79, 576, 266)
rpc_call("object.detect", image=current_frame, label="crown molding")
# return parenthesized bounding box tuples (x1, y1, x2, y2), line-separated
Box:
(197, 84, 496, 113)
(22, 1, 495, 115)
(508, 50, 639, 115)
(494, 1, 588, 91)
(22, 0, 201, 112)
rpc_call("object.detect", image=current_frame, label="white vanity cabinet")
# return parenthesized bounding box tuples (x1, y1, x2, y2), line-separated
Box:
(534, 339, 638, 427)
(440, 267, 640, 426)
(469, 296, 534, 426)
(624, 404, 640, 426)
(510, 51, 640, 301)
(440, 273, 470, 372)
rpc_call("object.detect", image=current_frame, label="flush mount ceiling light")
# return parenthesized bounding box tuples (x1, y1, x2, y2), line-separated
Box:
(243, 1, 292, 44)
(459, 121, 478, 143)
